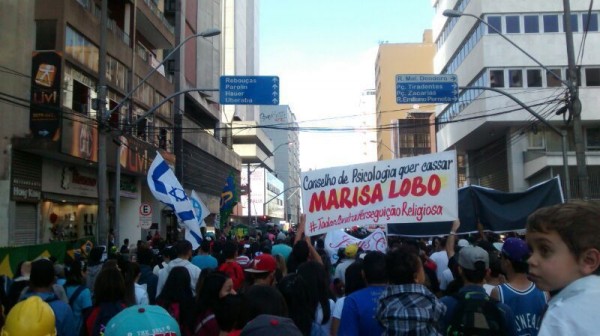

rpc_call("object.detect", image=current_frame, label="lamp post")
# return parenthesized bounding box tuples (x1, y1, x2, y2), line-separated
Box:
(246, 142, 292, 226)
(370, 140, 396, 159)
(443, 8, 584, 199)
(95, 8, 220, 244)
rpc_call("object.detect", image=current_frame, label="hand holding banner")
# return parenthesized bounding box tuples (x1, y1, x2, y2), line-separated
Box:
(301, 151, 458, 236)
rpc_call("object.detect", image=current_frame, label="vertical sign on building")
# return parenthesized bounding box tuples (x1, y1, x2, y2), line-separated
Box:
(30, 51, 62, 140)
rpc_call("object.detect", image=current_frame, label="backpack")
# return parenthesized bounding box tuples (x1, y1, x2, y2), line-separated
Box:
(446, 291, 506, 336)
(64, 284, 86, 306)
(83, 302, 126, 336)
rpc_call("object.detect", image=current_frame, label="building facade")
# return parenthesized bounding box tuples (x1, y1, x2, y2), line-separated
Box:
(433, 0, 600, 196)
(259, 105, 301, 226)
(374, 31, 437, 162)
(0, 0, 238, 247)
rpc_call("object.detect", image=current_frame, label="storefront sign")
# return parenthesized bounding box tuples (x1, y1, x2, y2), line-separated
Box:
(61, 113, 98, 161)
(11, 177, 42, 202)
(42, 160, 97, 198)
(11, 152, 43, 203)
(113, 135, 153, 175)
(30, 51, 62, 140)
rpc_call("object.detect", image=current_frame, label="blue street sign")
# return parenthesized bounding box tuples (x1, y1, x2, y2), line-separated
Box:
(396, 74, 458, 104)
(220, 76, 280, 105)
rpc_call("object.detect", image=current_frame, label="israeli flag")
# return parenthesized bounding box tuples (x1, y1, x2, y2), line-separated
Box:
(190, 190, 209, 227)
(147, 152, 202, 249)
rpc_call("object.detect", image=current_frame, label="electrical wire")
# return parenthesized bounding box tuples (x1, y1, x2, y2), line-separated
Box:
(576, 0, 595, 66)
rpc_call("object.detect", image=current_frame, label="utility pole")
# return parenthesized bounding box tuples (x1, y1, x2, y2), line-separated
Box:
(247, 163, 252, 226)
(97, 0, 109, 245)
(563, 0, 589, 200)
(173, 0, 184, 181)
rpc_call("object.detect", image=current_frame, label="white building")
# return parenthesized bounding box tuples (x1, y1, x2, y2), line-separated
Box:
(433, 0, 600, 198)
(259, 105, 301, 225)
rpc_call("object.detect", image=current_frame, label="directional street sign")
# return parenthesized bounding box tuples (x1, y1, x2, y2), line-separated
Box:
(220, 76, 280, 105)
(396, 74, 458, 104)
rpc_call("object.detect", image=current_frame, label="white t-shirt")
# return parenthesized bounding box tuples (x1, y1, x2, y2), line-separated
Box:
(429, 251, 449, 282)
(332, 297, 346, 319)
(439, 268, 454, 291)
(135, 282, 149, 305)
(313, 299, 335, 336)
(334, 259, 354, 284)
(538, 275, 600, 336)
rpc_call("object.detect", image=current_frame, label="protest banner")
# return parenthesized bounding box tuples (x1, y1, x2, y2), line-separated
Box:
(323, 228, 388, 264)
(301, 151, 458, 236)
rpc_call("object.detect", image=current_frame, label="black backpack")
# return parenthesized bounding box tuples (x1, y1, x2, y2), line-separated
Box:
(446, 291, 507, 336)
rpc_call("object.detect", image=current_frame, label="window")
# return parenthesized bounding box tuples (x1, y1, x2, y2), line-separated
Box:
(490, 70, 504, 88)
(547, 68, 562, 87)
(543, 15, 559, 32)
(506, 16, 521, 33)
(528, 130, 545, 149)
(582, 13, 599, 32)
(488, 16, 502, 34)
(565, 14, 579, 32)
(509, 69, 523, 87)
(586, 68, 600, 86)
(524, 15, 540, 33)
(527, 69, 542, 87)
(586, 127, 600, 149)
(36, 20, 56, 50)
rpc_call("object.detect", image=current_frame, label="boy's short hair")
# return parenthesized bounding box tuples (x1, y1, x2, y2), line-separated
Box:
(527, 201, 600, 274)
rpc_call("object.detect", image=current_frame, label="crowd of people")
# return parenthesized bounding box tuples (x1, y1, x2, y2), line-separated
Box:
(0, 201, 599, 335)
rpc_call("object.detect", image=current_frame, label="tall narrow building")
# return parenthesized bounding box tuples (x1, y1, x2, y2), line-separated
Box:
(375, 31, 437, 161)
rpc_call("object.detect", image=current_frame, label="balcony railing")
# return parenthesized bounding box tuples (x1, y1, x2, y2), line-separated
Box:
(75, 0, 131, 46)
(564, 175, 600, 200)
(143, 0, 175, 35)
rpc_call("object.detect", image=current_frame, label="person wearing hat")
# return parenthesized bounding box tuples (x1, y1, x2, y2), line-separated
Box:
(334, 243, 358, 286)
(103, 304, 180, 336)
(1, 296, 57, 335)
(245, 254, 278, 287)
(241, 314, 302, 336)
(490, 238, 548, 336)
(19, 258, 76, 336)
(439, 246, 518, 335)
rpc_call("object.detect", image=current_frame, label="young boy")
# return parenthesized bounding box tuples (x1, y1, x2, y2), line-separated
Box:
(526, 202, 600, 335)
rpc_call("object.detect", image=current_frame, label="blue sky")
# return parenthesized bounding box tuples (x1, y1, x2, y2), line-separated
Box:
(259, 1, 435, 170)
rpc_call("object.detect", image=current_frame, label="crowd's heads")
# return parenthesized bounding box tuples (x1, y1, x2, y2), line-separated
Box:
(500, 237, 530, 273)
(88, 247, 104, 265)
(363, 251, 388, 284)
(93, 267, 126, 304)
(386, 246, 423, 285)
(246, 254, 277, 274)
(1, 296, 56, 336)
(458, 246, 489, 283)
(344, 260, 366, 295)
(242, 285, 288, 322)
(30, 258, 55, 289)
(345, 244, 358, 258)
(175, 240, 193, 258)
(104, 305, 180, 336)
(240, 314, 302, 336)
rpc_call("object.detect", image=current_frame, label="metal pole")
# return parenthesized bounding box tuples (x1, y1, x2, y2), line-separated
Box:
(97, 0, 109, 245)
(561, 130, 571, 199)
(563, 0, 588, 199)
(173, 0, 184, 182)
(462, 86, 570, 200)
(247, 162, 252, 226)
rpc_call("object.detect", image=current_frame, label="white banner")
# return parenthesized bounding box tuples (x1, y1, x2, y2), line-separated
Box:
(324, 228, 388, 264)
(301, 151, 458, 236)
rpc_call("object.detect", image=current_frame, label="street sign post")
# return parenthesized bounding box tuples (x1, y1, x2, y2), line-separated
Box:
(396, 74, 458, 104)
(139, 203, 152, 229)
(220, 76, 280, 105)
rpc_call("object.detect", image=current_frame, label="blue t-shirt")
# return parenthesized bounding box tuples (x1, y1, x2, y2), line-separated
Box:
(498, 283, 547, 336)
(191, 254, 218, 270)
(65, 284, 93, 334)
(339, 285, 386, 336)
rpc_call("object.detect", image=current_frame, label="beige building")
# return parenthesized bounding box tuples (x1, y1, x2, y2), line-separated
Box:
(374, 30, 437, 161)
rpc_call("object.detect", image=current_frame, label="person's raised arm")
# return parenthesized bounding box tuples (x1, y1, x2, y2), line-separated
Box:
(446, 219, 460, 259)
(299, 214, 323, 265)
